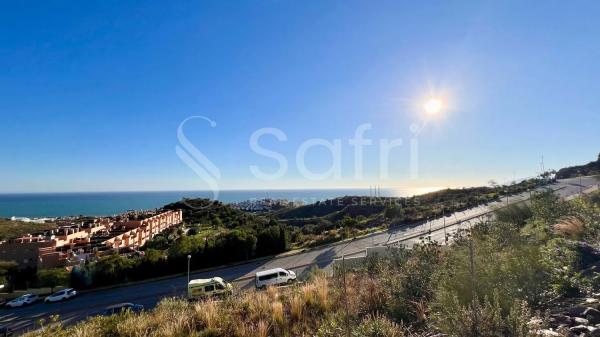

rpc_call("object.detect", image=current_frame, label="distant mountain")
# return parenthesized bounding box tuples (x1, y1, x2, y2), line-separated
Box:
(556, 153, 600, 179)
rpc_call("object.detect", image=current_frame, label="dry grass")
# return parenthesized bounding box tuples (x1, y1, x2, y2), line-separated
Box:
(289, 293, 304, 321)
(193, 298, 220, 330)
(271, 301, 284, 326)
(255, 320, 270, 337)
(24, 272, 420, 337)
(554, 216, 585, 238)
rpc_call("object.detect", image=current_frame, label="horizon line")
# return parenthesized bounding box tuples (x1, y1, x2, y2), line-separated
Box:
(0, 185, 451, 195)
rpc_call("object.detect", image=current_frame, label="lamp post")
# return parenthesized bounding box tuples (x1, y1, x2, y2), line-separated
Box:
(187, 255, 191, 286)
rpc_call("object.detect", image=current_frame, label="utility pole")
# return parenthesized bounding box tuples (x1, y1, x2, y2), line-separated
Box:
(443, 206, 447, 244)
(428, 216, 432, 235)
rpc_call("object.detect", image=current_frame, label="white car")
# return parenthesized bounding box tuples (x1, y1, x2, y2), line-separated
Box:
(45, 288, 77, 303)
(5, 294, 40, 308)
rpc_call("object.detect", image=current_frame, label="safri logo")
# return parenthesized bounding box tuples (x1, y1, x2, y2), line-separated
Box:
(176, 116, 221, 201)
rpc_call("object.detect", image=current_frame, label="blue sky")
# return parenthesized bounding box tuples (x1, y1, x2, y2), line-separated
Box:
(1, 1, 599, 193)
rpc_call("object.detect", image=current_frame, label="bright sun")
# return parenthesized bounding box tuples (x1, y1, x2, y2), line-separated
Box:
(424, 98, 443, 115)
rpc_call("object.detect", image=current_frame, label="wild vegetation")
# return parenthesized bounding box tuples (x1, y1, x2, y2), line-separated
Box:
(25, 189, 600, 337)
(0, 218, 56, 241)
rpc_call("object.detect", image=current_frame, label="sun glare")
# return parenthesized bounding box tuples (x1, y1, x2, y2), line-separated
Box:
(424, 98, 443, 115)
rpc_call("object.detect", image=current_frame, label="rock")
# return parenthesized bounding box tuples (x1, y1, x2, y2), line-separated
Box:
(529, 317, 544, 326)
(585, 308, 600, 324)
(574, 317, 590, 325)
(552, 313, 575, 326)
(568, 306, 589, 316)
(570, 325, 593, 334)
(537, 329, 563, 337)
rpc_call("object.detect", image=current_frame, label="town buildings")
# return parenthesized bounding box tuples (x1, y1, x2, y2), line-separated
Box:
(0, 210, 182, 269)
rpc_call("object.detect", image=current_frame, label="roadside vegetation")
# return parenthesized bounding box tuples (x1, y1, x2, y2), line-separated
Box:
(25, 189, 600, 337)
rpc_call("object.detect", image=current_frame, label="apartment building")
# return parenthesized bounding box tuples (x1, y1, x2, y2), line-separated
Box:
(0, 210, 183, 269)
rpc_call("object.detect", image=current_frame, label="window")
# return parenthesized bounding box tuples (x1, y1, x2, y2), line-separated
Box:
(216, 283, 224, 290)
(278, 272, 287, 277)
(204, 285, 215, 292)
(258, 273, 277, 281)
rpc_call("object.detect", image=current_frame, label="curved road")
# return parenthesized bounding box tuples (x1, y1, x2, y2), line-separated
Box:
(1, 176, 597, 334)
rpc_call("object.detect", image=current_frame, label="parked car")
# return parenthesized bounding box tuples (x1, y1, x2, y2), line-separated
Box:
(45, 288, 77, 303)
(103, 303, 144, 316)
(5, 294, 40, 308)
(255, 268, 296, 289)
(0, 325, 13, 337)
(187, 277, 233, 300)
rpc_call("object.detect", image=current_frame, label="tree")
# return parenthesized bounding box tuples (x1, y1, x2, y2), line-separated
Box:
(256, 225, 289, 256)
(91, 254, 139, 286)
(384, 205, 404, 220)
(218, 230, 257, 261)
(37, 268, 69, 293)
(212, 216, 223, 229)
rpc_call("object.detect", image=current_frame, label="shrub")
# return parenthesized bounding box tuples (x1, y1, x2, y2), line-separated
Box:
(352, 314, 405, 337)
(36, 268, 69, 292)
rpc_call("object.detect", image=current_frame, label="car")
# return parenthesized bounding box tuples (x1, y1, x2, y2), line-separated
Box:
(5, 294, 40, 308)
(255, 268, 297, 289)
(187, 277, 233, 300)
(0, 325, 13, 337)
(45, 288, 77, 303)
(102, 303, 144, 316)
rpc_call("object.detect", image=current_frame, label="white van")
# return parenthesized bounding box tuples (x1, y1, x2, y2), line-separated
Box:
(188, 277, 233, 300)
(255, 268, 297, 289)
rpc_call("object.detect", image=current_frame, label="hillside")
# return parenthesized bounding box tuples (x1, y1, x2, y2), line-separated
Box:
(556, 152, 600, 179)
(275, 179, 541, 226)
(161, 198, 269, 228)
(0, 218, 56, 241)
(25, 190, 600, 337)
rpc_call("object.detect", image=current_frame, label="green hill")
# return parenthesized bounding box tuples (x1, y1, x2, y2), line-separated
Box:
(556, 152, 600, 179)
(0, 218, 56, 241)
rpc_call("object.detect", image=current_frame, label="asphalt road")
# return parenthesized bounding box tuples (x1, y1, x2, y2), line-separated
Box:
(1, 176, 598, 334)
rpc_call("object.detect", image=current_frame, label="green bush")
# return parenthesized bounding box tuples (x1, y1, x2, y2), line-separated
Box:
(37, 268, 70, 292)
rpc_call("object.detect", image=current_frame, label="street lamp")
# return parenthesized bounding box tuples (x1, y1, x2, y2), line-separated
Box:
(187, 255, 192, 286)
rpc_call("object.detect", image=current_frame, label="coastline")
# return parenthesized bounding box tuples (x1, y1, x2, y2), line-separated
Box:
(0, 187, 436, 218)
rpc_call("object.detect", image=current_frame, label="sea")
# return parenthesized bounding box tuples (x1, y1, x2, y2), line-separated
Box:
(0, 187, 441, 218)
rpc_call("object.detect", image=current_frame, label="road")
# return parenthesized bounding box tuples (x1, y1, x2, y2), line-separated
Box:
(1, 176, 598, 334)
